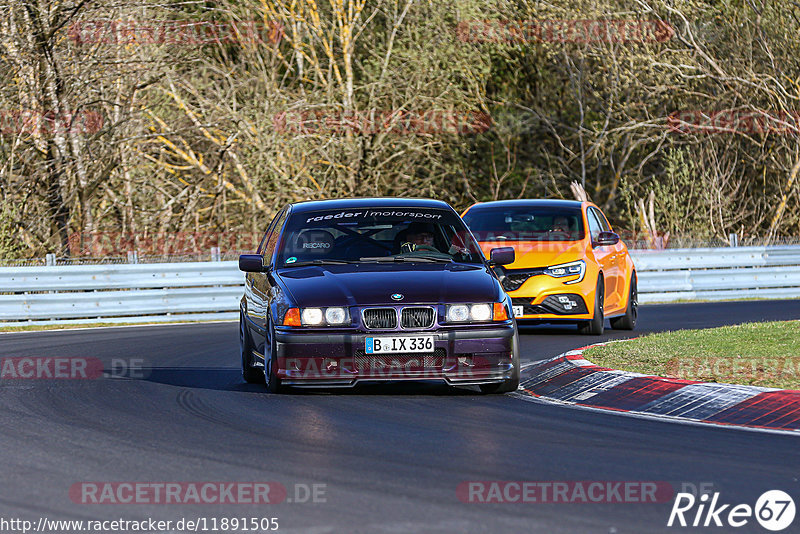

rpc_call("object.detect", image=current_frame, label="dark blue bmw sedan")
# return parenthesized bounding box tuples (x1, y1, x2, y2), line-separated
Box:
(238, 198, 519, 393)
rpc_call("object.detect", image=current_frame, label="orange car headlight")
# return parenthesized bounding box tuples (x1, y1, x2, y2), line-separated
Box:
(543, 260, 586, 285)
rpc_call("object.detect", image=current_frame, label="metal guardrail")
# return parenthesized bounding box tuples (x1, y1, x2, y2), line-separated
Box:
(0, 245, 798, 326)
(630, 245, 800, 303)
(0, 261, 242, 327)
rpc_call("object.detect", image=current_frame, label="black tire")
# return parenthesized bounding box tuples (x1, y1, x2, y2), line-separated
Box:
(480, 331, 521, 394)
(610, 273, 638, 330)
(578, 277, 604, 335)
(240, 313, 265, 384)
(264, 316, 285, 394)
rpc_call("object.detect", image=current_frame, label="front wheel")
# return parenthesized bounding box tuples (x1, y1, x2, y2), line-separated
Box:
(480, 331, 520, 394)
(240, 313, 265, 384)
(264, 316, 285, 394)
(610, 274, 638, 330)
(578, 277, 604, 335)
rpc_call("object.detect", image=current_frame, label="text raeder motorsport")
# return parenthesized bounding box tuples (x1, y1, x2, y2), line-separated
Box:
(306, 210, 443, 223)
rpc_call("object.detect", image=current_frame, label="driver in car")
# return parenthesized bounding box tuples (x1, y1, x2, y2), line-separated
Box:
(551, 216, 570, 234)
(401, 222, 439, 253)
(403, 222, 473, 260)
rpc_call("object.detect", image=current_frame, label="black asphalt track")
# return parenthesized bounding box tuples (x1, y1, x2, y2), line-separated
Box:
(1, 300, 798, 533)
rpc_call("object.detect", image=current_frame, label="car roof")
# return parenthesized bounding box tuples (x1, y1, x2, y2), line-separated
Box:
(288, 197, 453, 214)
(465, 199, 585, 210)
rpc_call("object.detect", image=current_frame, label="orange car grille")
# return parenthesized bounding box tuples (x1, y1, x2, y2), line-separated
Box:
(501, 268, 545, 292)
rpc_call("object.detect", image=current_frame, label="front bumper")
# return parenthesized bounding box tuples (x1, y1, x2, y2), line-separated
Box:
(274, 324, 516, 387)
(507, 274, 594, 322)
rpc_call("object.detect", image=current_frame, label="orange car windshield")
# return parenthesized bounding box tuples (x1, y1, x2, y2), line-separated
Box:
(463, 207, 585, 242)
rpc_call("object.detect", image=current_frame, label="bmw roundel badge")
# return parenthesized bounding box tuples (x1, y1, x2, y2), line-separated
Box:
(391, 293, 404, 301)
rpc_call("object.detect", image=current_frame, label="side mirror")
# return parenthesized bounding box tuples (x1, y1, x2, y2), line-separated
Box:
(593, 231, 620, 247)
(239, 254, 265, 272)
(489, 247, 515, 266)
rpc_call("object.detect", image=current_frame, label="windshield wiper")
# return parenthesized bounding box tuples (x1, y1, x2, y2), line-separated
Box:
(282, 259, 357, 267)
(359, 255, 453, 263)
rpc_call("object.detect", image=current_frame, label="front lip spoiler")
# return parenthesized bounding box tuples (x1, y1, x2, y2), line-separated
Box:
(281, 377, 508, 388)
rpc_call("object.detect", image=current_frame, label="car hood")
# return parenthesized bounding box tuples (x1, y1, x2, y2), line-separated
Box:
(478, 240, 587, 269)
(277, 263, 499, 307)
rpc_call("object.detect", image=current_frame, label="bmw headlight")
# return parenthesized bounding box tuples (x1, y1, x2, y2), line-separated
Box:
(446, 303, 508, 323)
(299, 307, 350, 326)
(325, 307, 348, 325)
(447, 304, 471, 322)
(543, 260, 586, 284)
(301, 308, 324, 325)
(470, 303, 492, 322)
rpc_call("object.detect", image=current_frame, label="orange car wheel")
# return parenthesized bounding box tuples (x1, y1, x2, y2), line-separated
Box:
(578, 277, 604, 335)
(610, 274, 638, 330)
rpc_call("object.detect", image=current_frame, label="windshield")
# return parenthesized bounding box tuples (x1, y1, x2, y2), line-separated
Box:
(277, 207, 485, 266)
(462, 206, 585, 242)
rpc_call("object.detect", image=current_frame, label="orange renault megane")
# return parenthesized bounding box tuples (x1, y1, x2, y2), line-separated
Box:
(461, 200, 637, 334)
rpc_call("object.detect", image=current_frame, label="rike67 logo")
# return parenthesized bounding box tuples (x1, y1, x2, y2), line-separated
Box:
(668, 490, 795, 531)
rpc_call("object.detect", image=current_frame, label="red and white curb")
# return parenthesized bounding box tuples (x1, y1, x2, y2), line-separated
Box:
(516, 342, 800, 433)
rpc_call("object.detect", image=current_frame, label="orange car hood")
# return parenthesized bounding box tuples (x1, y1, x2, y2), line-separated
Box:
(478, 240, 587, 269)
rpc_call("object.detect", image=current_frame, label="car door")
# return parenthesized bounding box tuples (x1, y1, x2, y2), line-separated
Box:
(245, 208, 288, 355)
(595, 208, 627, 307)
(586, 207, 619, 311)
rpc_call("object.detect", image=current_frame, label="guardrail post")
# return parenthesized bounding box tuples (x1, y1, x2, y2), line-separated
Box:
(127, 251, 138, 264)
(45, 253, 56, 266)
(729, 233, 739, 247)
(211, 246, 221, 262)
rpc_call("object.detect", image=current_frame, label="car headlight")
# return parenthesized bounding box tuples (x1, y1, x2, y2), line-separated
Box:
(447, 305, 471, 322)
(543, 260, 586, 284)
(297, 307, 350, 326)
(301, 308, 324, 325)
(325, 307, 348, 325)
(470, 303, 492, 322)
(446, 303, 509, 323)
